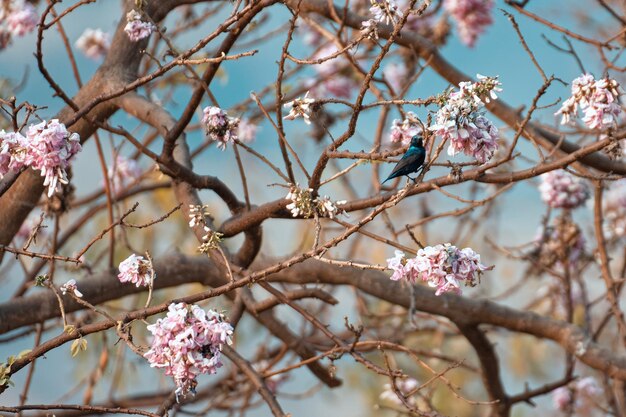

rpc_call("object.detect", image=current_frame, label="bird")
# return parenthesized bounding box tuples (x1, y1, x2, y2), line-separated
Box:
(382, 135, 426, 184)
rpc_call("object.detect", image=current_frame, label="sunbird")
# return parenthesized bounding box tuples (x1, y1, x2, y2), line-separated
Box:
(382, 135, 426, 184)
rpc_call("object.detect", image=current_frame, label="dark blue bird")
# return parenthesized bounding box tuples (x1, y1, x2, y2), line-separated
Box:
(382, 135, 426, 184)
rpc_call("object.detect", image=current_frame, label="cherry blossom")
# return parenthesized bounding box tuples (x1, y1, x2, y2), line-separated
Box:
(556, 74, 621, 130)
(387, 244, 490, 296)
(307, 45, 358, 99)
(370, 0, 401, 25)
(552, 386, 571, 411)
(380, 377, 419, 406)
(539, 170, 589, 209)
(6, 1, 38, 37)
(283, 92, 315, 124)
(60, 279, 83, 298)
(118, 254, 154, 287)
(107, 155, 141, 193)
(25, 120, 82, 197)
(75, 28, 110, 60)
(444, 0, 493, 47)
(316, 195, 347, 219)
(389, 111, 421, 146)
(429, 75, 501, 163)
(383, 62, 408, 93)
(237, 118, 258, 143)
(144, 303, 233, 398)
(0, 121, 81, 197)
(201, 106, 239, 150)
(386, 250, 407, 281)
(552, 377, 602, 414)
(360, 18, 379, 40)
(124, 10, 156, 42)
(286, 185, 346, 218)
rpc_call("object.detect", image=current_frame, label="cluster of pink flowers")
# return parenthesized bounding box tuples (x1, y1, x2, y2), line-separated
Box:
(380, 377, 419, 407)
(603, 179, 626, 239)
(118, 254, 154, 287)
(144, 303, 233, 398)
(201, 106, 241, 150)
(370, 0, 401, 25)
(107, 154, 142, 193)
(556, 74, 621, 130)
(0, 120, 82, 197)
(124, 10, 156, 42)
(552, 377, 601, 414)
(237, 118, 257, 143)
(389, 111, 421, 146)
(444, 0, 493, 47)
(539, 170, 589, 209)
(383, 62, 408, 93)
(360, 18, 379, 40)
(0, 0, 38, 47)
(75, 28, 110, 60)
(429, 75, 501, 163)
(387, 243, 490, 296)
(306, 45, 358, 99)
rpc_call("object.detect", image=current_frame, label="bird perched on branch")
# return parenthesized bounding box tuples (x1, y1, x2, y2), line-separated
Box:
(382, 135, 426, 184)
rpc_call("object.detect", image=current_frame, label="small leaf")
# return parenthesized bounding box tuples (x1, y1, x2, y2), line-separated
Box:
(70, 340, 80, 357)
(64, 325, 76, 335)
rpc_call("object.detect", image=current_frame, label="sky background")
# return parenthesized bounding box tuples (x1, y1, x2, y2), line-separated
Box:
(0, 0, 624, 416)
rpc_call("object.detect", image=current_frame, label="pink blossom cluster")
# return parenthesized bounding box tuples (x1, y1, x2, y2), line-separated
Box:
(389, 111, 421, 146)
(380, 377, 419, 406)
(539, 170, 589, 209)
(124, 9, 156, 42)
(107, 155, 141, 193)
(553, 377, 601, 414)
(75, 28, 110, 60)
(0, 120, 82, 197)
(237, 118, 257, 143)
(603, 179, 626, 238)
(556, 74, 622, 130)
(429, 75, 501, 163)
(444, 0, 493, 47)
(201, 106, 241, 150)
(370, 0, 401, 25)
(387, 244, 490, 296)
(1, 0, 38, 44)
(118, 254, 154, 287)
(383, 62, 408, 94)
(144, 302, 233, 398)
(307, 45, 358, 99)
(360, 19, 379, 40)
